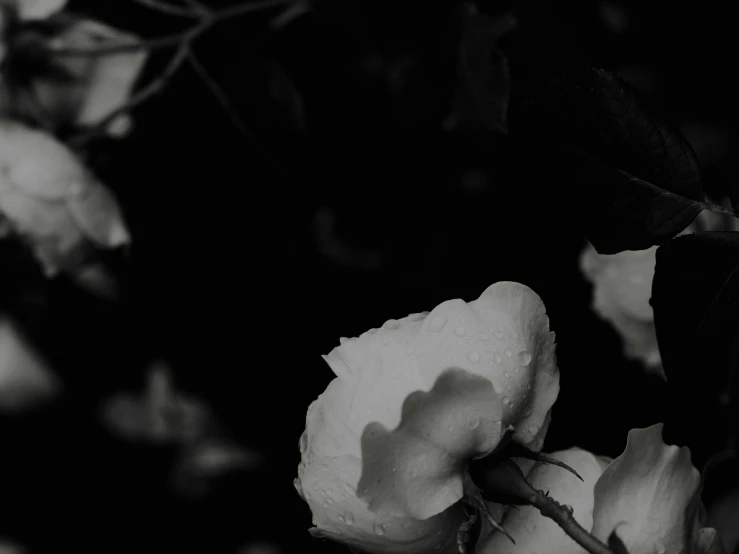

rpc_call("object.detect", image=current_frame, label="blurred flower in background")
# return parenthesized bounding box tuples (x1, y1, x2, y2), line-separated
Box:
(100, 360, 263, 498)
(0, 119, 129, 297)
(0, 537, 25, 554)
(0, 0, 148, 136)
(579, 199, 739, 378)
(0, 314, 59, 411)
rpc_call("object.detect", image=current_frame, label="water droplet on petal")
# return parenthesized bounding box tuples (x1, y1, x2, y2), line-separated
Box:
(338, 514, 345, 523)
(467, 416, 480, 430)
(428, 316, 447, 332)
(528, 424, 538, 435)
(494, 354, 502, 364)
(502, 396, 510, 405)
(505, 349, 512, 357)
(494, 330, 504, 339)
(454, 326, 466, 336)
(467, 351, 480, 363)
(409, 468, 418, 478)
(517, 351, 532, 366)
(384, 319, 401, 329)
(374, 522, 386, 536)
(345, 513, 355, 526)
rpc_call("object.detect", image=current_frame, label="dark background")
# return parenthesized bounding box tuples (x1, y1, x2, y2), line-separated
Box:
(0, 0, 736, 552)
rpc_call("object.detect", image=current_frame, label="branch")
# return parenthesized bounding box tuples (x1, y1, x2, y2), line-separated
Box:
(186, 49, 252, 141)
(68, 40, 192, 148)
(51, 0, 292, 57)
(529, 489, 615, 554)
(131, 0, 202, 18)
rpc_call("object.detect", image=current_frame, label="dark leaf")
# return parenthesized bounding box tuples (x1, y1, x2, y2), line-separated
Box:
(509, 67, 708, 254)
(651, 232, 739, 465)
(444, 8, 516, 133)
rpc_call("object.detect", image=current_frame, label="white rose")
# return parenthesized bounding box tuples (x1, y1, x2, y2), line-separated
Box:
(296, 281, 560, 553)
(479, 424, 724, 554)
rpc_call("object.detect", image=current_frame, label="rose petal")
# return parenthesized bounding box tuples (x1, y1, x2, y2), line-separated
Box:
(477, 448, 607, 554)
(358, 368, 503, 519)
(66, 179, 130, 248)
(65, 20, 148, 128)
(580, 241, 663, 373)
(591, 423, 701, 554)
(31, 19, 147, 135)
(14, 0, 66, 20)
(297, 387, 465, 554)
(0, 120, 88, 200)
(0, 315, 60, 412)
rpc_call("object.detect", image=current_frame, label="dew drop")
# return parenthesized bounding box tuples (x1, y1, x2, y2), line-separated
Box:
(374, 522, 386, 536)
(454, 326, 466, 336)
(467, 416, 480, 430)
(528, 424, 538, 435)
(384, 319, 401, 329)
(505, 349, 512, 357)
(517, 351, 532, 366)
(494, 330, 504, 339)
(494, 354, 502, 364)
(323, 501, 328, 508)
(391, 466, 397, 473)
(345, 513, 355, 526)
(409, 468, 418, 478)
(428, 316, 447, 332)
(503, 370, 510, 378)
(467, 351, 480, 363)
(502, 396, 510, 406)
(338, 514, 345, 523)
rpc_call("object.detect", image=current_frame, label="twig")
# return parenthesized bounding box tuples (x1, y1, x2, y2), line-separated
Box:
(52, 0, 292, 57)
(186, 49, 252, 141)
(132, 0, 201, 18)
(68, 40, 192, 148)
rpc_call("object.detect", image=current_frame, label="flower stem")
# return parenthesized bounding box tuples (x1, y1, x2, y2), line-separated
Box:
(529, 489, 614, 554)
